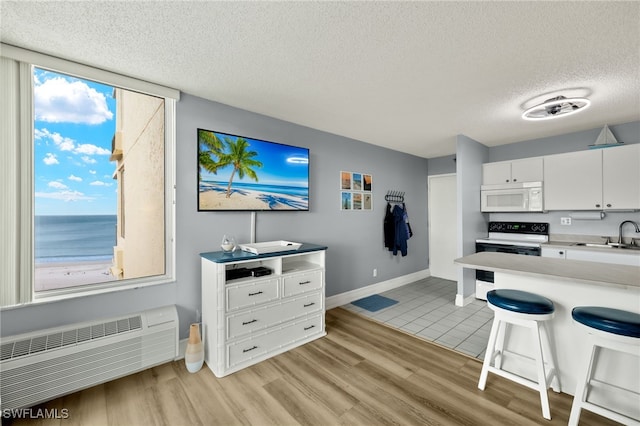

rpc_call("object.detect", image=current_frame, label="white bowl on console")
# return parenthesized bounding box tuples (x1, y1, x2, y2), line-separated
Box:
(238, 240, 302, 255)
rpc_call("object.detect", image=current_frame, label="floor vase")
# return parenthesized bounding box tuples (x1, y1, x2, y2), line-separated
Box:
(185, 323, 204, 373)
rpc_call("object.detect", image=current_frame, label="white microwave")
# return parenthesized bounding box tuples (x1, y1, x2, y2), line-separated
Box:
(480, 182, 543, 212)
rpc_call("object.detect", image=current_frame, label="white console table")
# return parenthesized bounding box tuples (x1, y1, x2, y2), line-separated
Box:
(200, 243, 327, 377)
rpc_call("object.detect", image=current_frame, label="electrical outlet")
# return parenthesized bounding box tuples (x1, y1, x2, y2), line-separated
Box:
(373, 268, 377, 277)
(561, 217, 572, 226)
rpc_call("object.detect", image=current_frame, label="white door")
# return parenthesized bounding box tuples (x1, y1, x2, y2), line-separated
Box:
(428, 174, 457, 280)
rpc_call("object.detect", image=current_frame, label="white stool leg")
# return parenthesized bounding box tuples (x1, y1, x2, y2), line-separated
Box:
(568, 341, 598, 426)
(494, 320, 508, 370)
(532, 321, 551, 420)
(541, 321, 561, 393)
(478, 316, 501, 390)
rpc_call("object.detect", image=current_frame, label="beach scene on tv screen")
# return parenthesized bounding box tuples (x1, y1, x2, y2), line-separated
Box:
(198, 130, 309, 210)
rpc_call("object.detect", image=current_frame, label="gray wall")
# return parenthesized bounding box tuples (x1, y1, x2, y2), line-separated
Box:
(489, 121, 640, 161)
(176, 94, 430, 336)
(455, 135, 489, 300)
(1, 93, 429, 338)
(427, 154, 456, 176)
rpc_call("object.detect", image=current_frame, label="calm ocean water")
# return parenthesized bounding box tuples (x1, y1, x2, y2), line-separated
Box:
(199, 180, 309, 197)
(35, 215, 116, 264)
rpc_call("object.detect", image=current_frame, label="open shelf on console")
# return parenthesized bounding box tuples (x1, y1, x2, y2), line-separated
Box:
(224, 258, 279, 283)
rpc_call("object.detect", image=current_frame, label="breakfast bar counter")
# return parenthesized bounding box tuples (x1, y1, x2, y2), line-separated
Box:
(455, 251, 640, 290)
(455, 252, 640, 419)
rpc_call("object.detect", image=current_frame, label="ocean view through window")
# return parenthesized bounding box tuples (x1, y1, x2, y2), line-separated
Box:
(33, 67, 166, 294)
(34, 215, 117, 291)
(1, 46, 177, 307)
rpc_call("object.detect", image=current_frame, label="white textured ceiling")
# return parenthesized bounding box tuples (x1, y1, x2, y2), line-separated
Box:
(2, 1, 639, 158)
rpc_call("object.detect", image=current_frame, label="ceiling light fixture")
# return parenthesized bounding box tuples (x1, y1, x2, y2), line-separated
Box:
(522, 95, 591, 121)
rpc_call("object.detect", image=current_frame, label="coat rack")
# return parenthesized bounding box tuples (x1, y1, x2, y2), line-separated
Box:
(385, 190, 404, 203)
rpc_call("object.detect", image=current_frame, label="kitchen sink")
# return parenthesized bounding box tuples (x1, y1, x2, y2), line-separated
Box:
(573, 242, 640, 251)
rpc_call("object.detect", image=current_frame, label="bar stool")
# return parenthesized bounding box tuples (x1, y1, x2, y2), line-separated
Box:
(478, 289, 560, 420)
(569, 306, 640, 426)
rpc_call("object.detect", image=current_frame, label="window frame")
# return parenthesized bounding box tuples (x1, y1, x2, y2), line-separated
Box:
(1, 44, 178, 306)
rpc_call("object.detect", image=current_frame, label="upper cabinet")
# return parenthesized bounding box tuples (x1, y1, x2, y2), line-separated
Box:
(544, 144, 640, 211)
(544, 150, 602, 210)
(482, 157, 543, 185)
(602, 144, 640, 210)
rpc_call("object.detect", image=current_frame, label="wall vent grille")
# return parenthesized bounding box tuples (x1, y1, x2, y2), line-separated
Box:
(0, 316, 142, 361)
(0, 306, 177, 411)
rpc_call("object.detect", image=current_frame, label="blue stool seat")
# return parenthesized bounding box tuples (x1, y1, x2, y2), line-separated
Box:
(572, 306, 640, 338)
(487, 289, 555, 315)
(569, 306, 640, 425)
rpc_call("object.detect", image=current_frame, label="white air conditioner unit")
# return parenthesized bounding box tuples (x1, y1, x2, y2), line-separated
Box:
(0, 305, 178, 410)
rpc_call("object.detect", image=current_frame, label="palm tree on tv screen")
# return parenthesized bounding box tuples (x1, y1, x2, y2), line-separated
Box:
(218, 137, 263, 198)
(198, 131, 224, 180)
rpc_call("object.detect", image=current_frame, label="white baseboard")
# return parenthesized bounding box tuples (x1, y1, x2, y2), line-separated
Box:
(455, 292, 477, 307)
(325, 269, 430, 310)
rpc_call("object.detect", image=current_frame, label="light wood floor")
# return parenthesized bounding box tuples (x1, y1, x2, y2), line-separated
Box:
(8, 308, 619, 426)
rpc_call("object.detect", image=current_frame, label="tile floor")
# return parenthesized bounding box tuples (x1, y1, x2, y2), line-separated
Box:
(342, 276, 494, 359)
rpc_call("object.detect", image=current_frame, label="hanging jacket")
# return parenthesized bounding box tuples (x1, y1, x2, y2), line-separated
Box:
(403, 202, 413, 239)
(384, 202, 395, 250)
(392, 204, 409, 256)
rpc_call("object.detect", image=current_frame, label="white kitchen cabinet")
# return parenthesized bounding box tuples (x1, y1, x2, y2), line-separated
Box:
(544, 149, 603, 210)
(544, 144, 640, 211)
(483, 161, 511, 185)
(201, 243, 326, 377)
(602, 144, 640, 210)
(482, 157, 543, 185)
(565, 248, 640, 267)
(541, 247, 567, 259)
(543, 244, 640, 266)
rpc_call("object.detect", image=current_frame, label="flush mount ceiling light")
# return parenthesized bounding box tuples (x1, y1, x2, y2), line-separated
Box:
(522, 95, 591, 121)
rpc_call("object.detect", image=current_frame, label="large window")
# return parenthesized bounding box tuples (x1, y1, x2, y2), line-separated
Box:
(1, 45, 178, 307)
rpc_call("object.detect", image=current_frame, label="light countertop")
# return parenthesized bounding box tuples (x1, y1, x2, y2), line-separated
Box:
(455, 252, 640, 290)
(545, 240, 640, 255)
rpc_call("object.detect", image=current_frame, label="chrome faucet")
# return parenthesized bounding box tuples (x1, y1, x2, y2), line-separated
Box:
(617, 220, 640, 245)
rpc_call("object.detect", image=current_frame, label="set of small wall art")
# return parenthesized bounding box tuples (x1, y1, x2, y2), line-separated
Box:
(340, 171, 373, 211)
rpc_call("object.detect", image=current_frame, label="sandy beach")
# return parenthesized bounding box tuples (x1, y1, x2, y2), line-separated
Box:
(35, 260, 115, 291)
(199, 184, 308, 210)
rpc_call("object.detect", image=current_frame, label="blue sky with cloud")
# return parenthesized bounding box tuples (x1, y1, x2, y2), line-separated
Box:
(200, 131, 310, 188)
(34, 68, 116, 216)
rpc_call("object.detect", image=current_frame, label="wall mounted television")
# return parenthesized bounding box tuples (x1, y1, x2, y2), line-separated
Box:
(198, 129, 309, 211)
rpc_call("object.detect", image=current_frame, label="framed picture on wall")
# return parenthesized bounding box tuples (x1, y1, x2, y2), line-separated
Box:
(363, 193, 373, 210)
(340, 171, 352, 190)
(352, 173, 362, 191)
(363, 174, 372, 191)
(340, 170, 373, 211)
(341, 191, 352, 210)
(353, 193, 362, 210)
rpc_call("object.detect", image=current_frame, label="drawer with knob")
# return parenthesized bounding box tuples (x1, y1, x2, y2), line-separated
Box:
(283, 270, 323, 297)
(226, 291, 322, 339)
(541, 247, 566, 259)
(227, 314, 323, 368)
(226, 278, 279, 311)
